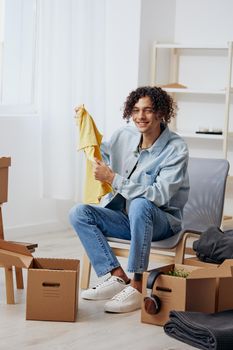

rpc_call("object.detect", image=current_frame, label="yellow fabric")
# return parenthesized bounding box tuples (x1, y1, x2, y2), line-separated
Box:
(75, 105, 112, 204)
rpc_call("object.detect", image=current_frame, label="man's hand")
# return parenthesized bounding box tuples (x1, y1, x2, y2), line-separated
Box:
(92, 158, 115, 185)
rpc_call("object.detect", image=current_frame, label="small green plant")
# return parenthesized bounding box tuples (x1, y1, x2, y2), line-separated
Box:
(167, 268, 190, 278)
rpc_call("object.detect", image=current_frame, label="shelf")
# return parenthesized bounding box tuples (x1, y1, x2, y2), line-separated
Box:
(152, 41, 233, 162)
(175, 131, 233, 140)
(162, 88, 231, 95)
(175, 131, 224, 140)
(154, 43, 228, 49)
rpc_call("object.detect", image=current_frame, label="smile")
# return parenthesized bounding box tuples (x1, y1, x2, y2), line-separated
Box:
(136, 122, 149, 126)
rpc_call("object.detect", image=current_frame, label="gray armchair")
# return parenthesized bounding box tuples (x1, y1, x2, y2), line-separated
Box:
(81, 157, 230, 289)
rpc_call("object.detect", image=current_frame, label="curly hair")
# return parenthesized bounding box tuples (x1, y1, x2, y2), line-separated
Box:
(123, 86, 177, 124)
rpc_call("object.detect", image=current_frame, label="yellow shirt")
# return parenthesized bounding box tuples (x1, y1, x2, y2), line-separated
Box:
(75, 105, 112, 204)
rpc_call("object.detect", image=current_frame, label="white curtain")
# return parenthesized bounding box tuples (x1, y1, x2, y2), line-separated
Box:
(40, 0, 106, 201)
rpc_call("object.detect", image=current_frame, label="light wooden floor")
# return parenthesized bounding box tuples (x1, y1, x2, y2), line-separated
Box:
(0, 229, 196, 350)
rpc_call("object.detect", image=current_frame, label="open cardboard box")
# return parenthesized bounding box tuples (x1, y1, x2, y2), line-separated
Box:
(0, 240, 80, 322)
(141, 260, 233, 326)
(0, 157, 11, 204)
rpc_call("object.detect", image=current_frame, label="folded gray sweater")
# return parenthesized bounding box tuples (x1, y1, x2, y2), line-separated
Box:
(164, 310, 233, 350)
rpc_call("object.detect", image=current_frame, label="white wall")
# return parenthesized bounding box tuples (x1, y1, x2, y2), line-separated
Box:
(0, 117, 61, 237)
(104, 0, 176, 135)
(104, 0, 141, 138)
(138, 0, 176, 86)
(175, 0, 233, 43)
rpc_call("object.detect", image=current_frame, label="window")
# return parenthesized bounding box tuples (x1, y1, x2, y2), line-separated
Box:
(0, 0, 38, 116)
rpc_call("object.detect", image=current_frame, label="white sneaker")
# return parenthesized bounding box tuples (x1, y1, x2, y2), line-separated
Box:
(104, 285, 142, 313)
(81, 276, 126, 300)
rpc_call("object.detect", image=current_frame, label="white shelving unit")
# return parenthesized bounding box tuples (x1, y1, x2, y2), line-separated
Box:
(151, 41, 233, 160)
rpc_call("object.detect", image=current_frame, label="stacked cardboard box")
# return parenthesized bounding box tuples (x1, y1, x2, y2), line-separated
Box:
(0, 157, 11, 204)
(141, 260, 233, 326)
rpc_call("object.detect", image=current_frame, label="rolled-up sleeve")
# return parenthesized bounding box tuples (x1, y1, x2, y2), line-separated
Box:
(100, 141, 111, 165)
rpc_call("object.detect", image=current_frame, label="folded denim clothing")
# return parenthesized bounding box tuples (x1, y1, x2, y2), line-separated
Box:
(164, 310, 233, 350)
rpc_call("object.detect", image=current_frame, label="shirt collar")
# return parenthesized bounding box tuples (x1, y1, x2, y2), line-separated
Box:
(133, 125, 171, 156)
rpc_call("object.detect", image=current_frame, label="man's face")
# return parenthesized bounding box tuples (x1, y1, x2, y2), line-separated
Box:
(131, 96, 160, 135)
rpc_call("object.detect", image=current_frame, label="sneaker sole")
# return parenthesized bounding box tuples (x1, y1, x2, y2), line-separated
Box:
(104, 303, 141, 313)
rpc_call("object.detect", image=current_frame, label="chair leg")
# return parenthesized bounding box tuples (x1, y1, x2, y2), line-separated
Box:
(4, 267, 15, 304)
(15, 267, 24, 289)
(81, 253, 91, 290)
(174, 232, 190, 263)
(175, 232, 200, 264)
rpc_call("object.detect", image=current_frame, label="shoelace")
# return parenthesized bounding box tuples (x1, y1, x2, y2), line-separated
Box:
(92, 276, 123, 290)
(92, 277, 112, 290)
(112, 286, 134, 301)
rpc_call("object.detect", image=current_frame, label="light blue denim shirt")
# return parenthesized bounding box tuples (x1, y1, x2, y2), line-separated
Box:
(100, 125, 189, 233)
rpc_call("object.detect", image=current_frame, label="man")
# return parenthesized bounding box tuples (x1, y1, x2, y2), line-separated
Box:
(69, 86, 189, 313)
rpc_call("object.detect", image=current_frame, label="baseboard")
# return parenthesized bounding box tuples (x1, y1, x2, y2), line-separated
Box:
(4, 220, 70, 240)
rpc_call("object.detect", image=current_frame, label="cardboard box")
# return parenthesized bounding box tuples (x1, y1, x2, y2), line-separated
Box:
(0, 240, 80, 322)
(0, 157, 11, 203)
(184, 257, 233, 312)
(184, 256, 218, 267)
(141, 261, 233, 326)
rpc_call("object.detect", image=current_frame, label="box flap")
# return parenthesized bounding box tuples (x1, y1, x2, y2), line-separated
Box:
(0, 239, 33, 268)
(0, 157, 11, 168)
(188, 259, 233, 279)
(151, 263, 205, 277)
(0, 240, 33, 256)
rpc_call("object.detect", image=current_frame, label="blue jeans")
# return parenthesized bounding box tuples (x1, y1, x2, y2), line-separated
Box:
(69, 198, 174, 277)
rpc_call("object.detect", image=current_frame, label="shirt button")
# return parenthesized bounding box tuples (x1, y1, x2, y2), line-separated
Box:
(126, 170, 128, 174)
(115, 186, 118, 190)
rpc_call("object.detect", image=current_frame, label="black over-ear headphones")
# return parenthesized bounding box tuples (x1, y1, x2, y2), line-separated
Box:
(144, 270, 164, 315)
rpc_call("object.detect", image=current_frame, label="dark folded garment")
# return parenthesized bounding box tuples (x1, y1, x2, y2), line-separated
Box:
(164, 310, 233, 350)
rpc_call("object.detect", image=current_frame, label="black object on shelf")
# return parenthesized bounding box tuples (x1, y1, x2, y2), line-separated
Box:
(195, 131, 223, 135)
